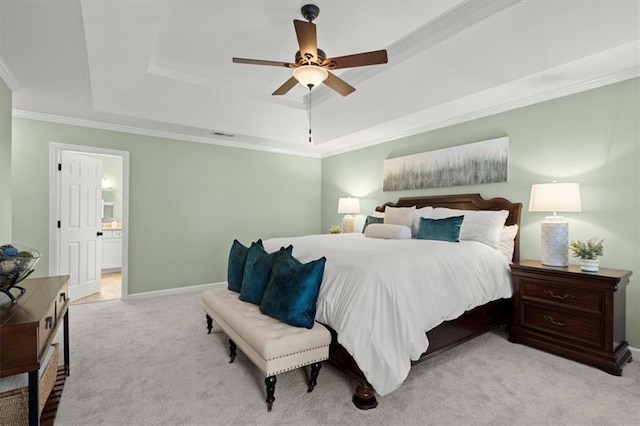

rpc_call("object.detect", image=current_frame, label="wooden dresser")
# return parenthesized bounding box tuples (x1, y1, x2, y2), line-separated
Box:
(0, 276, 70, 426)
(509, 260, 632, 375)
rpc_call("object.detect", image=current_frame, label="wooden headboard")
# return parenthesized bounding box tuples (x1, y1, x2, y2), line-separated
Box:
(376, 193, 523, 262)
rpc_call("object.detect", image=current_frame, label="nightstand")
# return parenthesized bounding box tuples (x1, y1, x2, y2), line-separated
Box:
(509, 260, 632, 376)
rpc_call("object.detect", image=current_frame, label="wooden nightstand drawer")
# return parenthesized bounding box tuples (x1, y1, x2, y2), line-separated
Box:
(522, 303, 603, 347)
(522, 280, 603, 314)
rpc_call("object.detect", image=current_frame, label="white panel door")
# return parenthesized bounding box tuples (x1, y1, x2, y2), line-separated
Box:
(59, 151, 102, 300)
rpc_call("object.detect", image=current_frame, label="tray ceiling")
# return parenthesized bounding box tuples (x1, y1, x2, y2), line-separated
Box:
(1, 1, 638, 157)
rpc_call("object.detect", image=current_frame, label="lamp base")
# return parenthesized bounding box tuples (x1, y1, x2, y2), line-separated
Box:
(540, 218, 569, 267)
(342, 214, 355, 233)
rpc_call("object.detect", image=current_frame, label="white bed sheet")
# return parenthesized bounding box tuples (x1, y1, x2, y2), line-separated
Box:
(263, 233, 513, 396)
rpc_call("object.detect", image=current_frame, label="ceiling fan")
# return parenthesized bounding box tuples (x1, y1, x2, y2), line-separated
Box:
(232, 4, 388, 97)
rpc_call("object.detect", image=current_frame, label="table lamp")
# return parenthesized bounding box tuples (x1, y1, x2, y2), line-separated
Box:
(338, 197, 360, 233)
(529, 182, 582, 266)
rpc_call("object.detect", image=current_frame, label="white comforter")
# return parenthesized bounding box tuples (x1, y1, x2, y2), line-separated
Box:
(263, 233, 513, 396)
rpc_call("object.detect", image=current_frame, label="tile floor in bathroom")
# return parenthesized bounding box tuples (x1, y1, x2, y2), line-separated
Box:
(70, 272, 121, 305)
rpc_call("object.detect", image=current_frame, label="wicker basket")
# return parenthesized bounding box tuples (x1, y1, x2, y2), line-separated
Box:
(0, 343, 59, 425)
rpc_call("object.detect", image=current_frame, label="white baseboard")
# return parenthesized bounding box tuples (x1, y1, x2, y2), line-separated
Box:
(127, 281, 226, 300)
(629, 345, 640, 359)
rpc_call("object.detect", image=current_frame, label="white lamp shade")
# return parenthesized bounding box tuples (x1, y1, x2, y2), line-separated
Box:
(529, 183, 582, 213)
(337, 197, 360, 214)
(293, 65, 329, 88)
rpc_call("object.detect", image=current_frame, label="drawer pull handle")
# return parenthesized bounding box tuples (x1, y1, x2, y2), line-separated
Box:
(544, 315, 573, 327)
(60, 292, 66, 302)
(544, 290, 575, 300)
(45, 316, 53, 329)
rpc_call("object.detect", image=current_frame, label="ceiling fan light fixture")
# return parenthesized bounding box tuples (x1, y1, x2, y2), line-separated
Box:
(293, 65, 328, 88)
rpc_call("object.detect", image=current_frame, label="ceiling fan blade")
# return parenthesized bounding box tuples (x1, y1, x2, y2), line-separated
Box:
(324, 72, 355, 97)
(323, 50, 388, 70)
(272, 76, 299, 96)
(293, 20, 318, 64)
(232, 57, 294, 68)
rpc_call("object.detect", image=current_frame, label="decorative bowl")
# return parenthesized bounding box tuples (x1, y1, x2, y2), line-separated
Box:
(0, 244, 41, 303)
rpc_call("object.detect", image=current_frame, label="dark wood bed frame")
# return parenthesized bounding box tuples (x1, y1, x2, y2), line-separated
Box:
(326, 193, 522, 409)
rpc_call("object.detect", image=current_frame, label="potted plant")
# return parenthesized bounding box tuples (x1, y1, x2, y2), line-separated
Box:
(570, 238, 604, 272)
(328, 225, 342, 234)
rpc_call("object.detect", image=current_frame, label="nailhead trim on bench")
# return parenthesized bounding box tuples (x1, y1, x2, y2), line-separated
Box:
(242, 348, 329, 377)
(202, 287, 332, 411)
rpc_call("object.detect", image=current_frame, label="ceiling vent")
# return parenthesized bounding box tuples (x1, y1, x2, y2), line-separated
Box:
(211, 131, 235, 138)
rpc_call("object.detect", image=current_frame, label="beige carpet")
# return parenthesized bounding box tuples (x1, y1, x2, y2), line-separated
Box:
(55, 288, 640, 425)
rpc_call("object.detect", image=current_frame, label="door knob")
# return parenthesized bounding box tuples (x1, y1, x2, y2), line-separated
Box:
(97, 231, 103, 236)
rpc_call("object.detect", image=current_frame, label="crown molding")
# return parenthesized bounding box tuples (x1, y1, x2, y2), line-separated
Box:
(11, 51, 637, 161)
(0, 56, 20, 91)
(320, 67, 639, 158)
(13, 64, 637, 161)
(12, 110, 321, 158)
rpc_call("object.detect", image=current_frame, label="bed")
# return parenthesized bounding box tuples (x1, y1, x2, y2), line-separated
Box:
(263, 193, 522, 409)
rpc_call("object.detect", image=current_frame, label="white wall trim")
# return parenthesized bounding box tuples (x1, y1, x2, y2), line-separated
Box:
(13, 64, 635, 162)
(320, 67, 640, 158)
(49, 143, 131, 300)
(630, 345, 640, 359)
(14, 110, 321, 159)
(127, 281, 225, 300)
(0, 57, 20, 91)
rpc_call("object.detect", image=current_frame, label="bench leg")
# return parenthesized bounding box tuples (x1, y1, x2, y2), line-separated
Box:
(307, 362, 322, 393)
(265, 375, 276, 412)
(205, 314, 213, 334)
(229, 339, 237, 363)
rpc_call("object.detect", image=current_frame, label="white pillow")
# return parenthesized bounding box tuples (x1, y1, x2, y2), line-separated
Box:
(499, 224, 519, 261)
(384, 206, 416, 228)
(364, 223, 412, 240)
(432, 207, 509, 249)
(411, 206, 434, 237)
(370, 211, 385, 218)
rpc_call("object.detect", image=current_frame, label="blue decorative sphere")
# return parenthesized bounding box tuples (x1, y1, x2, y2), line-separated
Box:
(0, 244, 19, 256)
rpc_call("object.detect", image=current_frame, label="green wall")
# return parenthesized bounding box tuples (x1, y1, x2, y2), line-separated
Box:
(11, 119, 321, 294)
(322, 78, 640, 347)
(0, 78, 11, 243)
(9, 78, 639, 347)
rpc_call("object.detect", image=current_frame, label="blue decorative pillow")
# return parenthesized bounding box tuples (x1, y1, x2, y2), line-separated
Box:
(260, 252, 327, 329)
(227, 239, 262, 292)
(239, 244, 293, 305)
(362, 215, 384, 232)
(417, 215, 464, 242)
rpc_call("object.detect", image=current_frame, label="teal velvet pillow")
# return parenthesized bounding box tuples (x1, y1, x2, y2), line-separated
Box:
(227, 239, 263, 292)
(260, 252, 327, 329)
(362, 215, 384, 232)
(239, 244, 293, 305)
(417, 215, 464, 242)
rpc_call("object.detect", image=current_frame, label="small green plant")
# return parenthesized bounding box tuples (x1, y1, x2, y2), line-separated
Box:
(570, 238, 604, 260)
(329, 225, 342, 234)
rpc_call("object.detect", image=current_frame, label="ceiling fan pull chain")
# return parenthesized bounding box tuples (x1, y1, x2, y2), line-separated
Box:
(308, 86, 312, 143)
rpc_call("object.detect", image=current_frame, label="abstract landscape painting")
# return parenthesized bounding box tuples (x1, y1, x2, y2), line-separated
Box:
(383, 137, 509, 191)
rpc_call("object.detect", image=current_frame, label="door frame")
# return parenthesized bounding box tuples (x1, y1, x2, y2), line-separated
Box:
(49, 143, 130, 300)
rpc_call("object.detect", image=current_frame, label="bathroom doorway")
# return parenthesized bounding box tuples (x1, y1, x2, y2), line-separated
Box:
(49, 143, 130, 303)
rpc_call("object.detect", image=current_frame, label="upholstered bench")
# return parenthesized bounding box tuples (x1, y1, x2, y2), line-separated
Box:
(201, 287, 331, 411)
